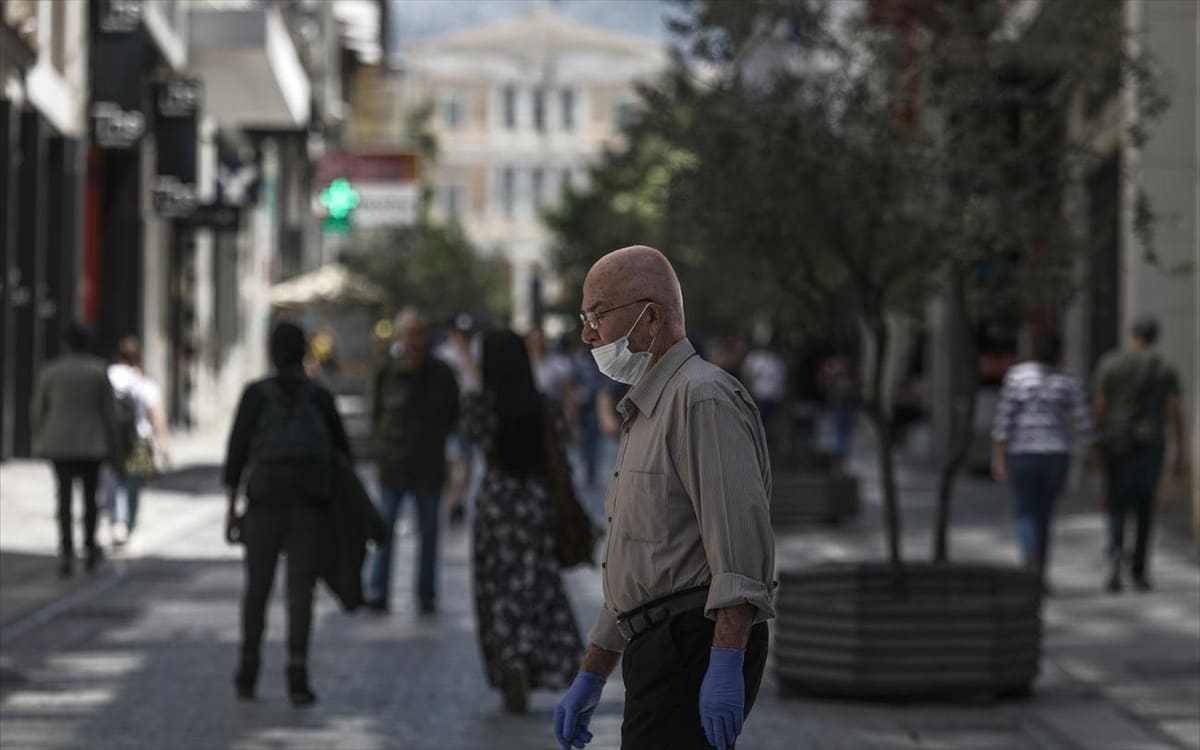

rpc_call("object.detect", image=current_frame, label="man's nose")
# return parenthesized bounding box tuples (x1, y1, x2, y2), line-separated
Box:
(581, 325, 599, 346)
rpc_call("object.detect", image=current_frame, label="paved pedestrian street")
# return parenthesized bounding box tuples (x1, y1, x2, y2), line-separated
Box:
(1, 435, 1197, 750)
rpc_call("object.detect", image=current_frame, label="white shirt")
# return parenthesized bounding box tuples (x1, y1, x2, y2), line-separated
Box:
(533, 352, 573, 397)
(742, 349, 788, 402)
(108, 364, 162, 438)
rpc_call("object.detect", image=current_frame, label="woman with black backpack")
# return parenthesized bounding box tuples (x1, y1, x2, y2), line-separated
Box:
(223, 322, 352, 706)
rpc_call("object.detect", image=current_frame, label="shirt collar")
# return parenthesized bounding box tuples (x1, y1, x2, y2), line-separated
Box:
(619, 338, 696, 420)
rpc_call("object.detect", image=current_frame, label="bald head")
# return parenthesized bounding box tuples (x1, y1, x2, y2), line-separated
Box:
(581, 245, 686, 359)
(585, 245, 685, 326)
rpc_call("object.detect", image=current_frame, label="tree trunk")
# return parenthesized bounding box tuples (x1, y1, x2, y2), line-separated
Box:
(865, 318, 905, 589)
(932, 278, 980, 562)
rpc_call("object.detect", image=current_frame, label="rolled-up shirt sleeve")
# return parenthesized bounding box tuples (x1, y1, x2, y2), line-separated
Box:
(679, 396, 776, 623)
(587, 607, 626, 653)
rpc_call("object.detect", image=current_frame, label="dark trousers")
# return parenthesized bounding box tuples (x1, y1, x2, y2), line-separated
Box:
(1007, 452, 1070, 572)
(240, 505, 321, 664)
(622, 610, 769, 750)
(1106, 441, 1165, 579)
(52, 460, 101, 555)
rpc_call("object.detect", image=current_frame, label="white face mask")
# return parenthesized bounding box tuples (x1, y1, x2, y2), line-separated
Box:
(591, 304, 656, 385)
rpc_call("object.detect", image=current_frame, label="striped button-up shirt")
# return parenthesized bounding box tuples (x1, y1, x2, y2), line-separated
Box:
(992, 362, 1095, 454)
(588, 338, 776, 653)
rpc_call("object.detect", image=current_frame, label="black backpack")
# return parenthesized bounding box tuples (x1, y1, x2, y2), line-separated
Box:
(252, 380, 333, 466)
(113, 390, 139, 461)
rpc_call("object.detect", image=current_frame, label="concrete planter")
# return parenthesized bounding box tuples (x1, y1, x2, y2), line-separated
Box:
(775, 562, 1043, 700)
(770, 470, 859, 527)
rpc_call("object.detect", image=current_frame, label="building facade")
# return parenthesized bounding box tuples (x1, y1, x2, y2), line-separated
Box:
(0, 0, 385, 458)
(394, 5, 666, 331)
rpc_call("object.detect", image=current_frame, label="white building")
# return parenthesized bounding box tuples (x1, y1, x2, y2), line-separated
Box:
(397, 4, 666, 331)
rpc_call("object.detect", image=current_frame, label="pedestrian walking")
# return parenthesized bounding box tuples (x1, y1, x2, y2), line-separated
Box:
(741, 338, 788, 453)
(1092, 316, 1189, 593)
(463, 330, 586, 714)
(570, 338, 605, 487)
(366, 308, 460, 615)
(223, 322, 353, 706)
(527, 325, 578, 433)
(436, 313, 481, 526)
(819, 354, 858, 463)
(555, 246, 775, 750)
(105, 336, 170, 546)
(991, 332, 1095, 588)
(31, 323, 121, 578)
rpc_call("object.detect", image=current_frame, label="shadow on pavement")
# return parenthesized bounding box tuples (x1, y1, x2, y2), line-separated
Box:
(148, 464, 224, 496)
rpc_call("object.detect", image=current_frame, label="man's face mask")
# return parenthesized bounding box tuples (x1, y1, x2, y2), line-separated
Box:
(591, 303, 656, 385)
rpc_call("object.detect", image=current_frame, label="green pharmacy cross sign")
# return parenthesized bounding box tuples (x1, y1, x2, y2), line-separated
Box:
(320, 178, 360, 234)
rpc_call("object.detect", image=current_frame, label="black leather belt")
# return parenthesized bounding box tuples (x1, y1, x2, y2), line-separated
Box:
(615, 586, 709, 643)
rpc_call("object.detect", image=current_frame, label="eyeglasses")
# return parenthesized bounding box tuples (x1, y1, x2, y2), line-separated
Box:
(579, 298, 653, 331)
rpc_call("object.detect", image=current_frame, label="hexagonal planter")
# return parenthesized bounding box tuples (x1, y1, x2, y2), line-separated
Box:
(775, 562, 1043, 700)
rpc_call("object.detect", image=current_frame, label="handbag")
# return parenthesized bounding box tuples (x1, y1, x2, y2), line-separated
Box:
(123, 436, 163, 479)
(542, 403, 600, 569)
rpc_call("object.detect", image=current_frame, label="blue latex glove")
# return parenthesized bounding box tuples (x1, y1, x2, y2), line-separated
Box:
(554, 671, 605, 749)
(699, 647, 746, 749)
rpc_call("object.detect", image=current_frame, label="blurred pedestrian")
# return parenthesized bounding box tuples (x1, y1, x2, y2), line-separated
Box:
(462, 330, 585, 713)
(819, 354, 858, 463)
(31, 323, 120, 578)
(527, 326, 578, 434)
(991, 332, 1095, 587)
(1092, 316, 1189, 593)
(436, 313, 482, 525)
(555, 246, 775, 750)
(366, 308, 460, 615)
(710, 331, 746, 379)
(223, 322, 352, 706)
(570, 337, 604, 486)
(105, 336, 170, 546)
(742, 338, 788, 452)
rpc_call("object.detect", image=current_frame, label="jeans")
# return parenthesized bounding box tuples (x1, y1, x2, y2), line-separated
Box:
(114, 475, 141, 531)
(241, 505, 321, 664)
(1106, 441, 1165, 579)
(1007, 452, 1070, 572)
(367, 485, 441, 606)
(52, 460, 101, 555)
(830, 403, 856, 460)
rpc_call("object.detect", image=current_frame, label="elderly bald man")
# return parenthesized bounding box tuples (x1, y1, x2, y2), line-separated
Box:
(554, 247, 775, 750)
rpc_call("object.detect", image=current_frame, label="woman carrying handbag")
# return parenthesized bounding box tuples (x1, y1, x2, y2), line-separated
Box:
(463, 330, 595, 714)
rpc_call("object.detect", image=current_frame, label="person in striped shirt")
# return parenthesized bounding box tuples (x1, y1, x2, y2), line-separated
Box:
(991, 332, 1096, 587)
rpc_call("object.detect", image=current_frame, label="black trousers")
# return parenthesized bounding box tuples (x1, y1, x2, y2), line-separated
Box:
(52, 460, 101, 555)
(1106, 441, 1165, 578)
(240, 505, 321, 664)
(622, 609, 769, 750)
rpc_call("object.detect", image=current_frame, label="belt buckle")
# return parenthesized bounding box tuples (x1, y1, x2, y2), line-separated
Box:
(616, 616, 636, 642)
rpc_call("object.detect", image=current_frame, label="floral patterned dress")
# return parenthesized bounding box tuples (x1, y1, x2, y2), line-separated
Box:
(463, 392, 584, 691)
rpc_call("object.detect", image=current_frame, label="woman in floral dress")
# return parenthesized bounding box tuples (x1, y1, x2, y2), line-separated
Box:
(464, 330, 584, 713)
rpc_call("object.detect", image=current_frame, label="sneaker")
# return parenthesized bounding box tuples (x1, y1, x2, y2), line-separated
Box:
(1132, 576, 1153, 592)
(112, 524, 129, 546)
(419, 599, 436, 616)
(501, 659, 530, 714)
(1105, 571, 1123, 594)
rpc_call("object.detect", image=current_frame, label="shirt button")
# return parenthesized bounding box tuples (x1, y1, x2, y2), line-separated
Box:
(613, 471, 619, 478)
(601, 562, 606, 569)
(607, 516, 612, 523)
